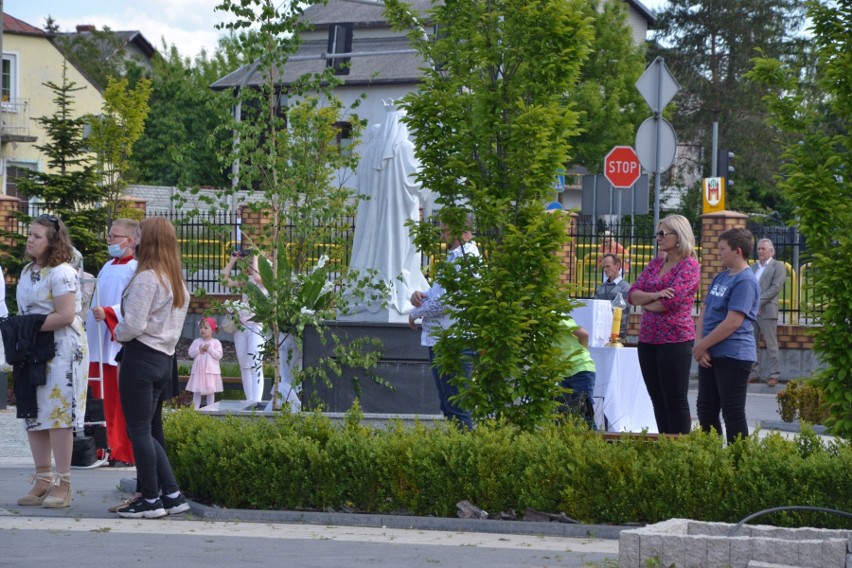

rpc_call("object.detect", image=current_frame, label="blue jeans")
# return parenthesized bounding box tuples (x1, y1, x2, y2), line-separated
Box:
(118, 340, 180, 500)
(559, 370, 597, 429)
(697, 356, 752, 444)
(428, 346, 474, 431)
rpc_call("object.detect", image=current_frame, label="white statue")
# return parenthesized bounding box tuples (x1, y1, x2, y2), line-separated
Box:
(348, 101, 430, 319)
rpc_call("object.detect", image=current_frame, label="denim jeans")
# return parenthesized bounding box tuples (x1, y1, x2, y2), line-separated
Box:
(428, 346, 474, 431)
(558, 370, 597, 429)
(637, 341, 694, 434)
(118, 340, 180, 500)
(697, 356, 752, 444)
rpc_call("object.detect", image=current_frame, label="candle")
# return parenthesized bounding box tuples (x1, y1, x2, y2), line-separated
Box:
(610, 307, 622, 340)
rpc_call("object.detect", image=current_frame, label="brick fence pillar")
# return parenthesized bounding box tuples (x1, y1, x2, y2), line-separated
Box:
(238, 203, 272, 250)
(699, 210, 749, 297)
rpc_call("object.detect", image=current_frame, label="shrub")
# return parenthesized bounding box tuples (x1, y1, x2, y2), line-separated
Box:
(163, 411, 852, 528)
(777, 379, 830, 425)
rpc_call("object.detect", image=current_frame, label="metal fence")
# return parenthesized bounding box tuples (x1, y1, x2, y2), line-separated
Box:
(570, 215, 820, 323)
(14, 203, 822, 321)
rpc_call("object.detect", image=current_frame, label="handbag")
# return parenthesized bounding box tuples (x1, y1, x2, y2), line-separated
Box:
(220, 314, 237, 335)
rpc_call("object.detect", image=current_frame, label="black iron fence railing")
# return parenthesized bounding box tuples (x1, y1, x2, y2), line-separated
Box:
(12, 204, 822, 322)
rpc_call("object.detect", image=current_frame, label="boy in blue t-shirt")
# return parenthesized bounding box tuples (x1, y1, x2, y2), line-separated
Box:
(693, 228, 760, 443)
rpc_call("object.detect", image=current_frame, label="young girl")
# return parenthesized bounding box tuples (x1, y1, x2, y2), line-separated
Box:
(186, 317, 224, 409)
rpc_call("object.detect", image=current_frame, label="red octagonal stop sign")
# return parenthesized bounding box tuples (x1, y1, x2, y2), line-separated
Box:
(604, 146, 641, 188)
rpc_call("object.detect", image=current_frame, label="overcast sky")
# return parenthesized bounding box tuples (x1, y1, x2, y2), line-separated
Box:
(7, 0, 668, 60)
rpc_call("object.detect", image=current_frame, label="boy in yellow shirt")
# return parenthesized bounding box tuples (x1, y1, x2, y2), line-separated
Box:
(556, 316, 597, 429)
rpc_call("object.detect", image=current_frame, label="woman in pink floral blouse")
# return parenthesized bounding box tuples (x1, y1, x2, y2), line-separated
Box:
(628, 215, 700, 434)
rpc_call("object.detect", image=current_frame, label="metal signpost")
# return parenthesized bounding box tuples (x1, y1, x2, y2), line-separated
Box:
(635, 57, 680, 232)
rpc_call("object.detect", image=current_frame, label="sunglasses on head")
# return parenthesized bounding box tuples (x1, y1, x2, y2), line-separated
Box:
(38, 214, 60, 230)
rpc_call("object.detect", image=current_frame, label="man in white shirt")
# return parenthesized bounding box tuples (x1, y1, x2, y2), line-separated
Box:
(594, 254, 631, 339)
(749, 238, 786, 386)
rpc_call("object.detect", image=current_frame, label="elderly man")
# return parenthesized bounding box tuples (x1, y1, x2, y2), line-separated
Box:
(594, 253, 631, 339)
(749, 238, 786, 386)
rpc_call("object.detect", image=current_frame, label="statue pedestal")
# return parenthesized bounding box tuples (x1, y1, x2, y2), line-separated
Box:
(337, 308, 409, 325)
(302, 321, 439, 414)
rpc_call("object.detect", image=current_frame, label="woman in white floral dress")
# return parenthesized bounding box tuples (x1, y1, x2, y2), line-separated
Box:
(15, 215, 87, 509)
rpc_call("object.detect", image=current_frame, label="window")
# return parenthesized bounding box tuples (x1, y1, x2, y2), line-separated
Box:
(2, 54, 18, 103)
(326, 24, 353, 76)
(334, 121, 353, 156)
(6, 163, 37, 211)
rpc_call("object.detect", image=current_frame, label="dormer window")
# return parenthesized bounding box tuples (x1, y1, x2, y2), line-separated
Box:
(327, 23, 353, 76)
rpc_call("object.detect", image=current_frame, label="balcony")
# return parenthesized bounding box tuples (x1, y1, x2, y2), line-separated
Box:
(1, 99, 38, 143)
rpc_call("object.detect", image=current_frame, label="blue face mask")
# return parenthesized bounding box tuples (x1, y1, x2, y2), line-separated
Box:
(107, 243, 126, 258)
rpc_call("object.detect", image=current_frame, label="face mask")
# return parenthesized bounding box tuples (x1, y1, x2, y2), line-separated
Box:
(107, 243, 126, 258)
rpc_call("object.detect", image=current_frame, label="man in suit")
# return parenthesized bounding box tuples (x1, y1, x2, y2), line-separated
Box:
(749, 238, 786, 386)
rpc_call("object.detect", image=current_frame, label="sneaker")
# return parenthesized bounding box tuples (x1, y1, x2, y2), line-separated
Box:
(116, 497, 167, 519)
(160, 493, 190, 515)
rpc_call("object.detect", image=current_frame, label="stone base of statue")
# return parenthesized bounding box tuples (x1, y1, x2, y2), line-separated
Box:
(337, 308, 409, 325)
(301, 321, 440, 414)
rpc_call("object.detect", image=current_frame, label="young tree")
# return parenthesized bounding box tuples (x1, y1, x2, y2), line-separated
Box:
(11, 61, 105, 272)
(130, 40, 241, 188)
(652, 0, 808, 216)
(211, 0, 383, 410)
(748, 0, 852, 439)
(567, 0, 648, 171)
(384, 0, 591, 430)
(87, 76, 153, 223)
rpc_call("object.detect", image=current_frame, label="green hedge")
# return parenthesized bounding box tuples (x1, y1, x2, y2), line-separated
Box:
(164, 408, 852, 528)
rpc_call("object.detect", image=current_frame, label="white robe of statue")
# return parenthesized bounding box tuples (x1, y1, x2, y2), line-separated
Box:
(349, 106, 429, 316)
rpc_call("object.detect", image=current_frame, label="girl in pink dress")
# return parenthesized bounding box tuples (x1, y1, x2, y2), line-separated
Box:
(186, 318, 223, 409)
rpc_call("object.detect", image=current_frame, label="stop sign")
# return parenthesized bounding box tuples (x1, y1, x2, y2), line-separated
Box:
(604, 146, 641, 188)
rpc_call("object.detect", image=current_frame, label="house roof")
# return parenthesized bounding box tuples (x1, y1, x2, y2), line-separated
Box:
(301, 0, 433, 26)
(625, 0, 656, 27)
(3, 12, 49, 36)
(56, 28, 158, 59)
(211, 35, 424, 90)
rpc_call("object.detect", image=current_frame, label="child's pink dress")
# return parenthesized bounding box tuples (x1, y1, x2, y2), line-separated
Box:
(186, 338, 224, 395)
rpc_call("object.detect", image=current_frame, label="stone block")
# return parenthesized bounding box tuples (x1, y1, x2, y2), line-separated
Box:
(794, 539, 824, 568)
(730, 537, 754, 568)
(772, 538, 799, 565)
(618, 530, 640, 568)
(706, 537, 731, 567)
(821, 539, 846, 567)
(660, 534, 686, 568)
(640, 534, 662, 566)
(685, 538, 707, 568)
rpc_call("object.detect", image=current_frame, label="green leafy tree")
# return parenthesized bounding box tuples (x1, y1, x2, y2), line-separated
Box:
(131, 40, 241, 188)
(210, 0, 384, 410)
(567, 0, 647, 171)
(748, 0, 852, 438)
(651, 0, 808, 216)
(384, 0, 591, 430)
(53, 26, 127, 90)
(10, 61, 106, 273)
(87, 76, 153, 222)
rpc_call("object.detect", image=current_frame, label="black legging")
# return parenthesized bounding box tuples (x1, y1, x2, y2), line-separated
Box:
(118, 340, 180, 500)
(637, 341, 694, 434)
(697, 356, 752, 444)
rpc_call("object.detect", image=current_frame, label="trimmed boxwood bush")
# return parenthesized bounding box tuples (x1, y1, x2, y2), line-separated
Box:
(164, 408, 852, 528)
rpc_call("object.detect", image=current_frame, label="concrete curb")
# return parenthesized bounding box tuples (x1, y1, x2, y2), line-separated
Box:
(119, 476, 628, 539)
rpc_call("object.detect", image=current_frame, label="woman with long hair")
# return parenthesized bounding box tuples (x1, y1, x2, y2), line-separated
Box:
(627, 214, 700, 435)
(114, 216, 190, 518)
(15, 215, 87, 508)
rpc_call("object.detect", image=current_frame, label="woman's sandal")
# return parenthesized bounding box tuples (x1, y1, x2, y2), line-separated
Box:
(767, 377, 779, 387)
(17, 472, 55, 506)
(42, 472, 72, 508)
